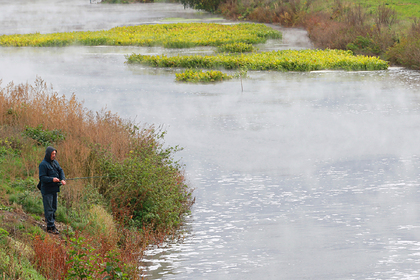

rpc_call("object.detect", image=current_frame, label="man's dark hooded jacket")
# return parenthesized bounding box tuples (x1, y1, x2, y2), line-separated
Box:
(39, 146, 65, 195)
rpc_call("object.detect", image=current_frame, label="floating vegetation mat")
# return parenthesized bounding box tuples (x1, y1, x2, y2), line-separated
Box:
(175, 69, 233, 82)
(217, 42, 256, 53)
(127, 49, 389, 71)
(0, 23, 281, 48)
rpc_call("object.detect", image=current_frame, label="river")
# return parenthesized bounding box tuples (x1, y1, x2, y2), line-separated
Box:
(1, 1, 420, 279)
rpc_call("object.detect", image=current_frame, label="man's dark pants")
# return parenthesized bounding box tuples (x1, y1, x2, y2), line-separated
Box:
(42, 192, 57, 228)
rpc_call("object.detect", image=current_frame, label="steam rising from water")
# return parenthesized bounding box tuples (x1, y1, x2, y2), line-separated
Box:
(2, 1, 420, 279)
(0, 0, 222, 35)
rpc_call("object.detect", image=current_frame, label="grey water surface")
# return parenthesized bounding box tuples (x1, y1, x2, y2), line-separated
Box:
(2, 1, 420, 279)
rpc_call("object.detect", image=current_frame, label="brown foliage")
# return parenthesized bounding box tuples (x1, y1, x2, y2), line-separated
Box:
(304, 6, 396, 55)
(0, 77, 157, 193)
(220, 0, 312, 27)
(375, 4, 398, 28)
(32, 235, 69, 279)
(220, 0, 400, 59)
(409, 18, 420, 37)
(304, 12, 364, 49)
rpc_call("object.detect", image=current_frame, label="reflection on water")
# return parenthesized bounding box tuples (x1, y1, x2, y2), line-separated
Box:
(141, 156, 420, 279)
(2, 1, 420, 279)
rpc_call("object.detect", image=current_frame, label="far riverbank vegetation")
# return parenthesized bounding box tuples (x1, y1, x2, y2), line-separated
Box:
(174, 0, 420, 69)
(0, 78, 194, 279)
(0, 22, 390, 84)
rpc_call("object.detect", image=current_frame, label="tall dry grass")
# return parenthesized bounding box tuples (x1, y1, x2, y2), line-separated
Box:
(220, 0, 313, 26)
(32, 235, 69, 279)
(218, 0, 401, 59)
(31, 231, 143, 279)
(0, 77, 157, 199)
(303, 2, 399, 57)
(1, 77, 154, 168)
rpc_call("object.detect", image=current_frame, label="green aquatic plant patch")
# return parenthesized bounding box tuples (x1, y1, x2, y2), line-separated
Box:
(127, 49, 389, 71)
(217, 42, 256, 53)
(0, 23, 281, 48)
(175, 69, 233, 82)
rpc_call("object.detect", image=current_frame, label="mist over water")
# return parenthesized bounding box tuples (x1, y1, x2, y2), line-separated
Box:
(2, 1, 420, 279)
(0, 0, 223, 35)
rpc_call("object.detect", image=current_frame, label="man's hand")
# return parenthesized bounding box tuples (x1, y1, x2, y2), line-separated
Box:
(61, 180, 66, 185)
(53, 178, 60, 183)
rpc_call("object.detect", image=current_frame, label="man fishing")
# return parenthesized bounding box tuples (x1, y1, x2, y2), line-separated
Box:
(39, 146, 66, 234)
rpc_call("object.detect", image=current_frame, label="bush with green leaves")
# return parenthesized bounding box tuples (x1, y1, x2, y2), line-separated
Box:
(178, 0, 224, 12)
(89, 138, 194, 231)
(23, 124, 66, 146)
(66, 237, 130, 280)
(66, 237, 98, 279)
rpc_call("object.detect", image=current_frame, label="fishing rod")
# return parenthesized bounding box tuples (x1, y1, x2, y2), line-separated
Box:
(38, 175, 117, 190)
(65, 175, 116, 181)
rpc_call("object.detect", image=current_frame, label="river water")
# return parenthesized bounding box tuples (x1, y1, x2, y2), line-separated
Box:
(2, 1, 420, 279)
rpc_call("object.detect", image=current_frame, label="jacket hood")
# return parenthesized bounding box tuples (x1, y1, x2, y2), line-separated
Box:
(44, 146, 57, 163)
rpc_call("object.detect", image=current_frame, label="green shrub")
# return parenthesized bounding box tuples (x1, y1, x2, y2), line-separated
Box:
(10, 177, 37, 191)
(16, 191, 44, 215)
(66, 237, 130, 280)
(346, 35, 381, 56)
(23, 124, 65, 146)
(7, 178, 44, 215)
(90, 140, 193, 231)
(178, 0, 225, 13)
(0, 138, 21, 157)
(386, 20, 420, 69)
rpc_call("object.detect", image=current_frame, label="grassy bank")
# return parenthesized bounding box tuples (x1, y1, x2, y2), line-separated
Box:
(0, 78, 194, 279)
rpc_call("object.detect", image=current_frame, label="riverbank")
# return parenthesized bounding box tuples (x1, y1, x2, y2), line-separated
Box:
(0, 78, 194, 279)
(178, 0, 420, 69)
